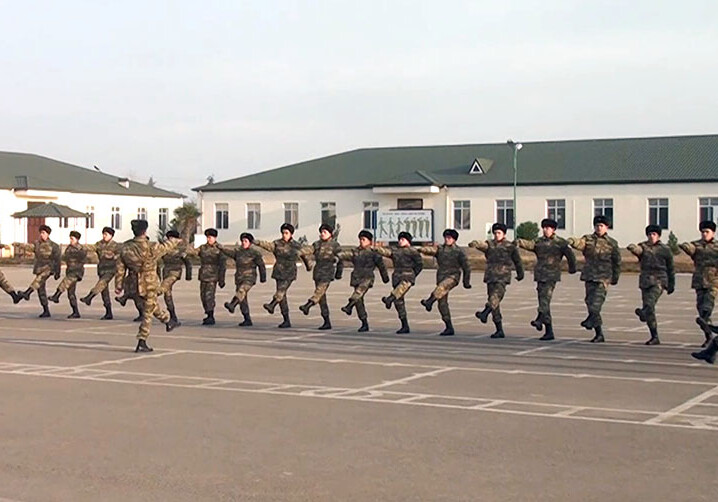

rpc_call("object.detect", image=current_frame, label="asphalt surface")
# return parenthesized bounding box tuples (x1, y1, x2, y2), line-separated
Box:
(0, 266, 717, 501)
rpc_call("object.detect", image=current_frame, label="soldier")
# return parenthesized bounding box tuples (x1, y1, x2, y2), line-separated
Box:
(627, 225, 675, 345)
(115, 266, 145, 322)
(256, 223, 312, 329)
(419, 229, 471, 336)
(299, 224, 343, 330)
(115, 219, 181, 352)
(222, 232, 267, 327)
(337, 230, 389, 332)
(515, 218, 577, 340)
(16, 224, 61, 318)
(568, 215, 621, 343)
(80, 226, 121, 320)
(680, 220, 718, 346)
(48, 230, 88, 318)
(187, 228, 226, 326)
(0, 245, 22, 304)
(374, 231, 423, 334)
(157, 230, 192, 326)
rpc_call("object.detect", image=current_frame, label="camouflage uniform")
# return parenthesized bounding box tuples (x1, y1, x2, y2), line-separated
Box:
(86, 239, 121, 308)
(569, 233, 621, 328)
(256, 239, 312, 318)
(220, 245, 266, 318)
(469, 239, 523, 323)
(374, 246, 423, 323)
(419, 244, 471, 323)
(115, 238, 145, 320)
(303, 239, 343, 320)
(189, 243, 227, 315)
(338, 247, 389, 322)
(115, 236, 179, 340)
(0, 269, 14, 297)
(158, 243, 192, 319)
(679, 238, 718, 330)
(628, 240, 675, 331)
(516, 236, 576, 324)
(52, 243, 87, 314)
(16, 239, 61, 312)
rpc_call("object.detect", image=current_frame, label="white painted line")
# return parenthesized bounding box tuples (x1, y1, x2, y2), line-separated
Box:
(352, 367, 455, 393)
(74, 350, 187, 369)
(512, 340, 577, 356)
(645, 385, 718, 425)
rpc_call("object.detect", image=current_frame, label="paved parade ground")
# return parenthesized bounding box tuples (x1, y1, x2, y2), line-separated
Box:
(1, 266, 717, 501)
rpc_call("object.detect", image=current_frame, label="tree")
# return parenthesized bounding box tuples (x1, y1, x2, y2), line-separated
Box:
(515, 221, 539, 240)
(170, 202, 202, 243)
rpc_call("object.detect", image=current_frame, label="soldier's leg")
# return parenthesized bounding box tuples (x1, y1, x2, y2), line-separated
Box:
(300, 281, 330, 315)
(67, 281, 81, 318)
(383, 279, 410, 309)
(437, 294, 454, 336)
(536, 281, 555, 324)
(343, 280, 368, 315)
(100, 286, 113, 320)
(201, 281, 217, 324)
(642, 286, 662, 345)
(37, 276, 50, 317)
(581, 282, 598, 329)
(585, 281, 607, 342)
(316, 284, 331, 329)
(422, 278, 457, 312)
(266, 279, 292, 316)
(0, 270, 20, 303)
(49, 274, 72, 303)
(590, 281, 607, 327)
(164, 288, 176, 317)
(278, 292, 291, 328)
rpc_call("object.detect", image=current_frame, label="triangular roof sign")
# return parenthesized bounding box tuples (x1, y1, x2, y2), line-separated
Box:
(469, 158, 484, 174)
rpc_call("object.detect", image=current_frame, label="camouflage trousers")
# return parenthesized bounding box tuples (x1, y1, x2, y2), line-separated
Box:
(57, 274, 80, 307)
(89, 272, 114, 307)
(0, 269, 15, 295)
(585, 280, 609, 327)
(485, 282, 507, 322)
(696, 287, 716, 323)
(137, 292, 170, 341)
(640, 285, 664, 330)
(159, 270, 181, 313)
(29, 269, 53, 307)
(117, 272, 145, 317)
(233, 281, 254, 304)
(272, 279, 293, 315)
(433, 277, 459, 321)
(200, 280, 217, 313)
(310, 281, 331, 317)
(391, 279, 413, 320)
(536, 281, 556, 324)
(349, 279, 373, 321)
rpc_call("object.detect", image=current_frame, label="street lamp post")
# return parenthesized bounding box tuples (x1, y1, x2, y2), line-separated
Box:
(507, 139, 522, 232)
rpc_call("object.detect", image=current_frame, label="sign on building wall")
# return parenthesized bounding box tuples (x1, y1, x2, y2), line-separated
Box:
(376, 210, 433, 242)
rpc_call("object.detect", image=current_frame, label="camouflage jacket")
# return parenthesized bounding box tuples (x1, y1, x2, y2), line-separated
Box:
(338, 247, 389, 287)
(220, 246, 266, 286)
(628, 240, 675, 289)
(569, 233, 621, 283)
(469, 239, 523, 284)
(115, 236, 178, 297)
(161, 242, 192, 278)
(62, 243, 87, 280)
(86, 240, 121, 276)
(16, 240, 61, 276)
(310, 239, 343, 282)
(419, 244, 470, 284)
(191, 243, 227, 283)
(256, 239, 311, 282)
(374, 246, 423, 285)
(516, 236, 576, 283)
(679, 239, 718, 289)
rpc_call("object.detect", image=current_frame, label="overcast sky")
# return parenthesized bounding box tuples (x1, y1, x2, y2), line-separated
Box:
(1, 0, 717, 196)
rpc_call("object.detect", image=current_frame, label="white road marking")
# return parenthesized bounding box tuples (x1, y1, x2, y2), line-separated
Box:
(644, 385, 718, 425)
(74, 350, 187, 369)
(512, 340, 576, 356)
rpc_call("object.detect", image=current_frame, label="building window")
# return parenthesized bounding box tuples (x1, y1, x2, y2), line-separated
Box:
(397, 198, 423, 210)
(284, 203, 299, 227)
(496, 200, 514, 229)
(86, 206, 95, 229)
(247, 203, 261, 230)
(593, 198, 614, 228)
(363, 201, 379, 230)
(546, 199, 566, 229)
(321, 202, 337, 228)
(111, 207, 122, 230)
(137, 207, 147, 221)
(158, 208, 168, 230)
(699, 197, 718, 223)
(648, 198, 669, 229)
(59, 217, 69, 228)
(215, 203, 229, 229)
(453, 200, 471, 230)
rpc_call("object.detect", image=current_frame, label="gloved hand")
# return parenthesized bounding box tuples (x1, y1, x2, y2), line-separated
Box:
(260, 276, 267, 283)
(334, 269, 343, 280)
(218, 280, 225, 289)
(667, 283, 675, 295)
(568, 264, 577, 274)
(516, 270, 524, 281)
(382, 275, 390, 284)
(463, 280, 471, 289)
(54, 271, 61, 280)
(610, 276, 619, 286)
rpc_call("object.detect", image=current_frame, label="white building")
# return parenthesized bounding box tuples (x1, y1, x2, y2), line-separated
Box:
(0, 152, 184, 248)
(194, 135, 718, 245)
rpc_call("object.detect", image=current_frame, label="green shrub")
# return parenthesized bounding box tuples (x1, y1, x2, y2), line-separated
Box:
(515, 221, 539, 240)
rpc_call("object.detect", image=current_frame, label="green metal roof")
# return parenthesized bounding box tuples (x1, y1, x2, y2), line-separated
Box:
(0, 152, 183, 198)
(12, 202, 88, 219)
(194, 134, 718, 192)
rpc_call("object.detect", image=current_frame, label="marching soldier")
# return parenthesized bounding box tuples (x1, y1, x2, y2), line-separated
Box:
(80, 227, 121, 320)
(419, 229, 471, 336)
(48, 231, 88, 318)
(157, 230, 192, 326)
(222, 232, 267, 327)
(16, 224, 61, 318)
(680, 220, 718, 346)
(187, 228, 226, 326)
(627, 225, 675, 345)
(299, 224, 343, 330)
(115, 267, 145, 322)
(115, 219, 181, 352)
(515, 218, 577, 340)
(257, 223, 312, 329)
(568, 215, 621, 343)
(374, 231, 423, 334)
(337, 230, 389, 332)
(0, 245, 22, 304)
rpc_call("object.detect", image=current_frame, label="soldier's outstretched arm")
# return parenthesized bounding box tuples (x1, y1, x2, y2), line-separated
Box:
(567, 236, 586, 251)
(467, 240, 489, 253)
(626, 243, 643, 257)
(152, 238, 180, 259)
(678, 242, 696, 256)
(610, 241, 621, 285)
(254, 240, 276, 253)
(418, 246, 438, 256)
(514, 238, 535, 252)
(219, 245, 236, 258)
(12, 243, 34, 255)
(336, 250, 354, 262)
(511, 245, 524, 281)
(372, 246, 393, 258)
(562, 242, 578, 274)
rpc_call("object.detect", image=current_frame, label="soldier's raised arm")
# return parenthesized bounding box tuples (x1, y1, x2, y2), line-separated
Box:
(627, 243, 643, 257)
(219, 244, 236, 259)
(152, 237, 180, 259)
(418, 245, 438, 256)
(254, 240, 275, 253)
(372, 245, 393, 258)
(298, 242, 314, 271)
(679, 241, 696, 256)
(511, 244, 524, 281)
(610, 240, 621, 285)
(514, 238, 535, 252)
(567, 236, 587, 251)
(13, 242, 34, 255)
(337, 250, 354, 262)
(561, 240, 577, 274)
(468, 240, 489, 253)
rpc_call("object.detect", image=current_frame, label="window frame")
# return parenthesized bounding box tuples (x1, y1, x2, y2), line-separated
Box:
(215, 203, 229, 230)
(246, 203, 261, 230)
(593, 198, 614, 229)
(495, 199, 515, 230)
(453, 200, 471, 230)
(648, 198, 669, 230)
(546, 199, 566, 230)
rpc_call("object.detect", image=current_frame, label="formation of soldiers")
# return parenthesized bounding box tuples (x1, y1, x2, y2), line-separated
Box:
(1, 217, 718, 365)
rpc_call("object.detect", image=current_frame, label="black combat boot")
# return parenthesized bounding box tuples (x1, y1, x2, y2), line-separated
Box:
(202, 311, 215, 326)
(299, 300, 315, 315)
(135, 339, 153, 352)
(540, 323, 555, 341)
(692, 336, 718, 364)
(167, 306, 178, 323)
(224, 297, 240, 314)
(396, 317, 410, 334)
(67, 305, 81, 319)
(48, 290, 61, 303)
(476, 304, 492, 324)
(115, 295, 128, 307)
(590, 325, 605, 343)
(21, 288, 33, 301)
(81, 292, 96, 306)
(10, 290, 22, 304)
(101, 303, 113, 320)
(239, 314, 253, 327)
(697, 317, 718, 335)
(420, 295, 436, 312)
(278, 313, 291, 328)
(635, 307, 647, 323)
(165, 317, 180, 332)
(341, 300, 355, 315)
(38, 305, 51, 318)
(490, 320, 505, 339)
(358, 319, 369, 332)
(530, 313, 543, 331)
(439, 318, 454, 336)
(580, 313, 596, 330)
(263, 298, 278, 314)
(382, 295, 395, 309)
(318, 315, 332, 330)
(645, 326, 660, 345)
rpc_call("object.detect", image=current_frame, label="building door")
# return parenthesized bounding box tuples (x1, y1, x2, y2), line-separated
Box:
(26, 201, 45, 243)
